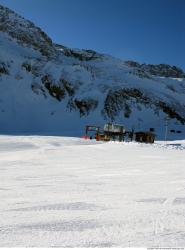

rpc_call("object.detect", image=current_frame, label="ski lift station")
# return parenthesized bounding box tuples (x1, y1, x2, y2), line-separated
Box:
(84, 123, 155, 143)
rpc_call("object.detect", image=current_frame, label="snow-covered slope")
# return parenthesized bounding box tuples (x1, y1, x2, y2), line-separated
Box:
(0, 4, 185, 139)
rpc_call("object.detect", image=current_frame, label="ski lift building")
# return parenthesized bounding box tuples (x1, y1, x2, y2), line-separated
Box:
(103, 123, 126, 141)
(135, 131, 155, 143)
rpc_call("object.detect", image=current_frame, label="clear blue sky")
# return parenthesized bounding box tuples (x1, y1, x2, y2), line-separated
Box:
(0, 0, 185, 70)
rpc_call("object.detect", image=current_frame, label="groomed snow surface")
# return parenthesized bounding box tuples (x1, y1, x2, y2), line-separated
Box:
(0, 136, 185, 247)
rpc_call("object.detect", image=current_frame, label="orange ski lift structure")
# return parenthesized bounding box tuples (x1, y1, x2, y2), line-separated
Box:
(85, 125, 100, 139)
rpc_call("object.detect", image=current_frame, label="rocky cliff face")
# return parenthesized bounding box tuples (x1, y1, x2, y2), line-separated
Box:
(125, 61, 185, 78)
(0, 5, 56, 57)
(0, 4, 185, 139)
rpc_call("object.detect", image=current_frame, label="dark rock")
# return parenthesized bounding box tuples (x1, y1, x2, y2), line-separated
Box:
(63, 48, 102, 61)
(0, 62, 9, 75)
(126, 60, 185, 78)
(157, 101, 185, 124)
(60, 79, 75, 96)
(68, 98, 98, 117)
(41, 75, 65, 101)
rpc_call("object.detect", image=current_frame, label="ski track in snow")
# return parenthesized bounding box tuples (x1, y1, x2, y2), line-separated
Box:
(0, 136, 185, 247)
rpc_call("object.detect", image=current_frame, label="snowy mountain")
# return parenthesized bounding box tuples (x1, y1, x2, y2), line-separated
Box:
(0, 4, 185, 139)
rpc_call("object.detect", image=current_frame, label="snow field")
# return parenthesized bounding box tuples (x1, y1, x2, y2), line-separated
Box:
(0, 136, 185, 247)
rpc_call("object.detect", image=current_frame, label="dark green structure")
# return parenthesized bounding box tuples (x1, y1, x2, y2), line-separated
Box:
(135, 131, 155, 143)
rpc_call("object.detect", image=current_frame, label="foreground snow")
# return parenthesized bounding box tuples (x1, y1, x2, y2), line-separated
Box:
(0, 136, 185, 247)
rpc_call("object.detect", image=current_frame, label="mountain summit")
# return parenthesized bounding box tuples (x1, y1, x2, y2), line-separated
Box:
(0, 4, 185, 139)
